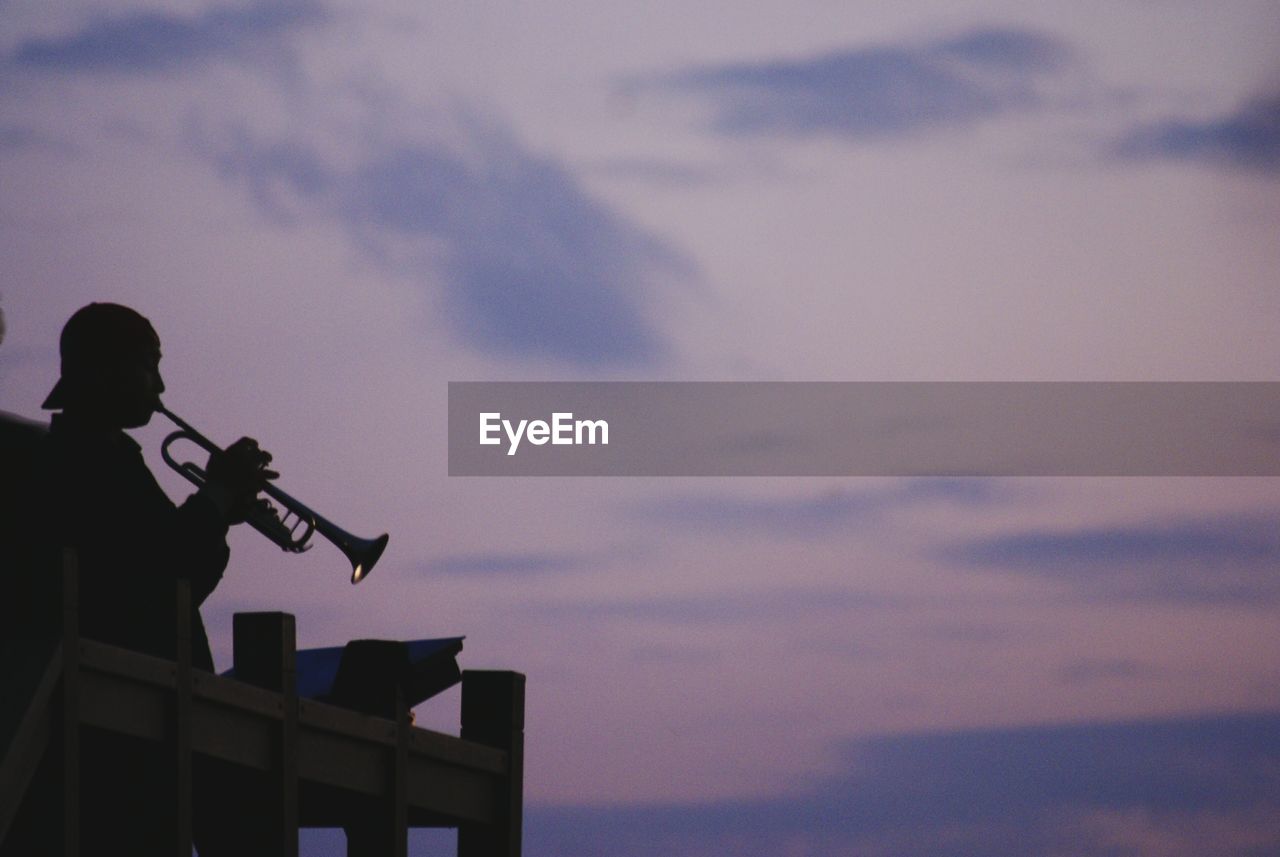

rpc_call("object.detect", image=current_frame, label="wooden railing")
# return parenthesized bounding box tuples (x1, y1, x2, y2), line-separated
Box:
(0, 551, 524, 856)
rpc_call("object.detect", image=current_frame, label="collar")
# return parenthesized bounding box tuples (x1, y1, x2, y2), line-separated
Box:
(48, 411, 142, 453)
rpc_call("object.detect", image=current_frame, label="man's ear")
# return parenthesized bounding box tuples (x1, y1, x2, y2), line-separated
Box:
(66, 362, 124, 408)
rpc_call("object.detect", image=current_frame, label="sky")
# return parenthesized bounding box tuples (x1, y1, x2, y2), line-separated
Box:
(2, 1, 1280, 854)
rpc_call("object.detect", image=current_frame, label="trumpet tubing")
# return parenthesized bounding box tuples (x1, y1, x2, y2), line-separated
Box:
(156, 404, 388, 583)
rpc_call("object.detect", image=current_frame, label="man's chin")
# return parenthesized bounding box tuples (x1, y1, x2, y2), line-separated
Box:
(123, 410, 154, 429)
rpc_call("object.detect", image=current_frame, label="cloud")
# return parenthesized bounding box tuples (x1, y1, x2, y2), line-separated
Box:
(1116, 95, 1280, 173)
(941, 515, 1280, 603)
(646, 27, 1075, 140)
(0, 124, 81, 158)
(204, 123, 689, 366)
(639, 478, 1004, 536)
(592, 157, 721, 187)
(424, 552, 586, 577)
(1056, 657, 1156, 684)
(8, 0, 323, 75)
(0, 126, 46, 150)
(533, 585, 907, 626)
(0, 344, 55, 386)
(524, 712, 1280, 857)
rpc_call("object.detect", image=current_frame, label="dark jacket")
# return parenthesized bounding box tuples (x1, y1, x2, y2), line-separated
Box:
(1, 411, 51, 640)
(2, 412, 233, 856)
(37, 412, 229, 670)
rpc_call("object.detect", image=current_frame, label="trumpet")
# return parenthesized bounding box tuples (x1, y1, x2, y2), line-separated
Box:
(156, 404, 388, 584)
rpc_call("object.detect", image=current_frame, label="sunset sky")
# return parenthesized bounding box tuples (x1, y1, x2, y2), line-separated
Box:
(2, 1, 1279, 854)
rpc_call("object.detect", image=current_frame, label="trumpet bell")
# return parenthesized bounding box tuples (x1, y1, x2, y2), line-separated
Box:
(346, 532, 389, 584)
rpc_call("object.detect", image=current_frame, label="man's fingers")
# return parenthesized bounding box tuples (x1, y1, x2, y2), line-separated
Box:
(223, 438, 275, 472)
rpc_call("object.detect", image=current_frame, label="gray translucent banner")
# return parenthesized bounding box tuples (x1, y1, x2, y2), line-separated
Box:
(447, 382, 1280, 476)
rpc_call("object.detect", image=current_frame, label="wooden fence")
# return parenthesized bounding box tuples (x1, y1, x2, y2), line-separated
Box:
(0, 551, 524, 856)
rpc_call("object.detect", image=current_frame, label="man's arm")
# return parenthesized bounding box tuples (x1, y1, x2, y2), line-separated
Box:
(171, 491, 231, 607)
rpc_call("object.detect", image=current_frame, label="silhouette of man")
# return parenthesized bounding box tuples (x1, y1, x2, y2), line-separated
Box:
(3, 302, 274, 855)
(37, 302, 272, 668)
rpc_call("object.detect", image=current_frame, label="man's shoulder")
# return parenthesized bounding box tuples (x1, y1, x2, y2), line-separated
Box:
(0, 410, 49, 484)
(0, 409, 48, 446)
(0, 412, 50, 540)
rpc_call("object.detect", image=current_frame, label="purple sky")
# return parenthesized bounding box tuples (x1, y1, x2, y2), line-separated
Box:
(3, 1, 1280, 854)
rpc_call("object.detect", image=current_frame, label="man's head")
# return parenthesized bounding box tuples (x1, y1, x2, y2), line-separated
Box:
(42, 303, 164, 428)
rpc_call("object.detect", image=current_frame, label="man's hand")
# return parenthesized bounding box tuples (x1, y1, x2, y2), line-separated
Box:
(203, 437, 279, 524)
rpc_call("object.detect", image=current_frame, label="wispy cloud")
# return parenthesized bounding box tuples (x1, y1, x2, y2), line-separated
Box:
(8, 0, 324, 75)
(1056, 657, 1156, 685)
(645, 27, 1076, 140)
(0, 344, 55, 385)
(0, 126, 52, 151)
(1116, 94, 1280, 173)
(424, 552, 586, 577)
(639, 478, 1004, 536)
(592, 157, 722, 187)
(532, 586, 908, 626)
(203, 123, 690, 366)
(942, 515, 1280, 604)
(525, 712, 1280, 857)
(0, 124, 83, 159)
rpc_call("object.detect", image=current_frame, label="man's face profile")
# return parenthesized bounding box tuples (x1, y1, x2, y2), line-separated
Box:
(104, 344, 164, 428)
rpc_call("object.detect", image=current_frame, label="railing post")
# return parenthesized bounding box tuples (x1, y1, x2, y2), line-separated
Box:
(231, 612, 299, 857)
(392, 695, 409, 857)
(173, 580, 192, 857)
(335, 641, 409, 857)
(355, 686, 413, 857)
(0, 548, 76, 855)
(458, 671, 525, 857)
(59, 549, 79, 857)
